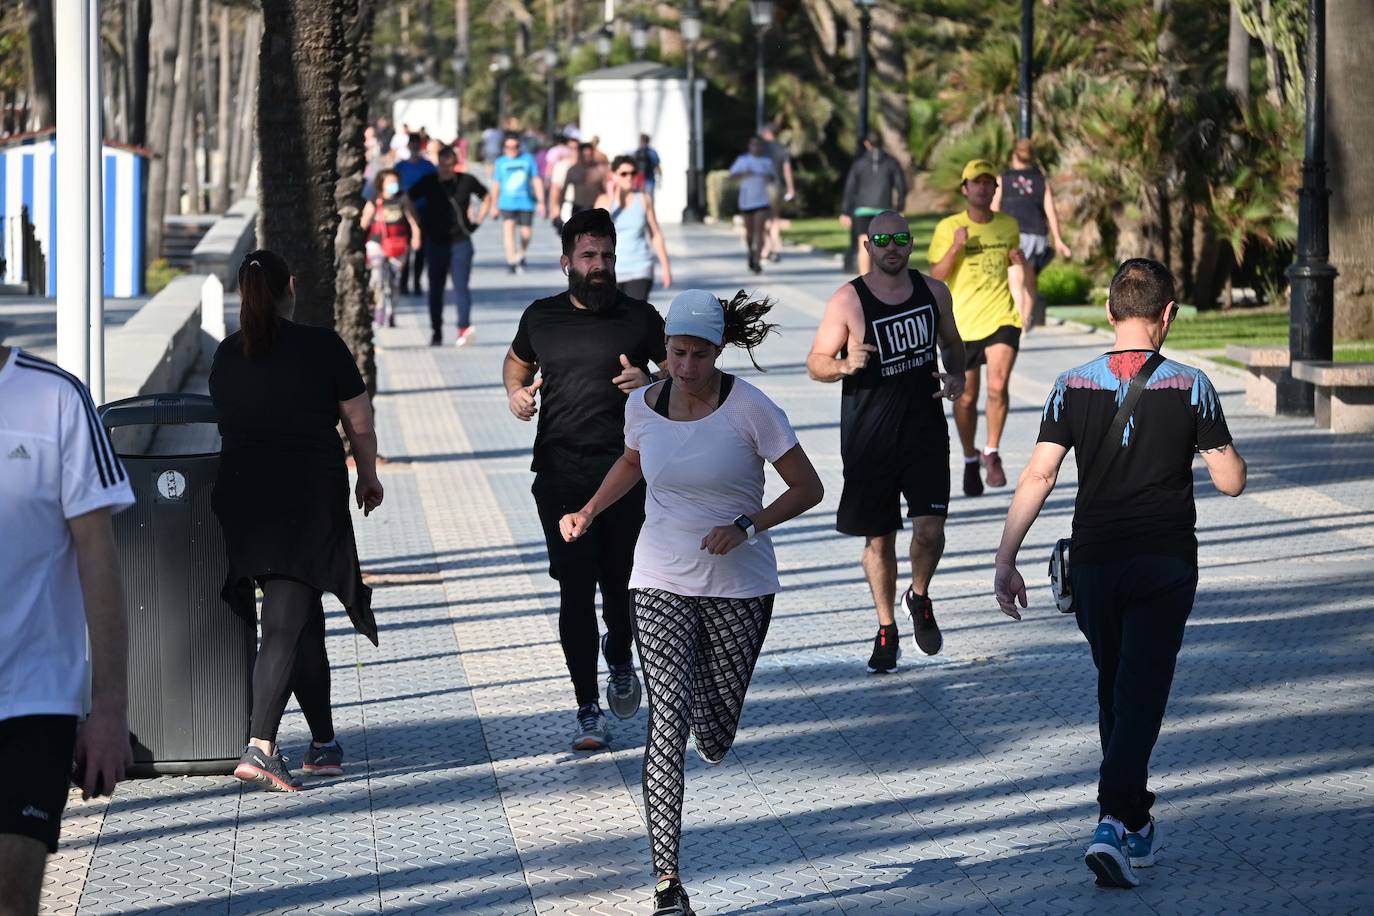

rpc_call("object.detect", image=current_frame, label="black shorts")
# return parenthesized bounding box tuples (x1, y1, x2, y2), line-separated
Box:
(963, 323, 1021, 369)
(502, 209, 534, 227)
(837, 418, 951, 536)
(740, 205, 770, 216)
(0, 715, 78, 853)
(852, 214, 875, 237)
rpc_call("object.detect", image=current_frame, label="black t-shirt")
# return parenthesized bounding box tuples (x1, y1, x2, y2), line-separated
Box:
(210, 320, 366, 463)
(1000, 166, 1048, 236)
(1038, 350, 1232, 563)
(511, 290, 666, 478)
(411, 172, 488, 246)
(839, 270, 945, 470)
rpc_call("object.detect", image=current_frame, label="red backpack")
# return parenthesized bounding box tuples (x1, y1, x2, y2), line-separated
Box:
(370, 198, 411, 259)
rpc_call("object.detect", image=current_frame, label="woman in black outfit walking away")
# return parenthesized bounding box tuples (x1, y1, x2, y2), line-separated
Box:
(210, 249, 384, 792)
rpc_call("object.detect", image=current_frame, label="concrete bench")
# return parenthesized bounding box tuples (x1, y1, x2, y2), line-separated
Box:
(191, 197, 258, 291)
(1226, 344, 1289, 414)
(1290, 361, 1374, 433)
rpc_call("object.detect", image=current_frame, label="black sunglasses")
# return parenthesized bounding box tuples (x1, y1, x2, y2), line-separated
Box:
(869, 232, 912, 247)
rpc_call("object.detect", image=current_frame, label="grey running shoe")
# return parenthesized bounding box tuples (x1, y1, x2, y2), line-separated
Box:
(602, 633, 643, 720)
(653, 878, 696, 915)
(572, 703, 610, 751)
(233, 745, 301, 792)
(302, 739, 344, 777)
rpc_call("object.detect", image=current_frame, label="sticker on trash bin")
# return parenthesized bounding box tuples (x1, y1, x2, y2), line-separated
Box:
(156, 470, 188, 500)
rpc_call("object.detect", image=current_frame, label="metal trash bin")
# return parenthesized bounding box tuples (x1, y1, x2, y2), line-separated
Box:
(100, 393, 254, 775)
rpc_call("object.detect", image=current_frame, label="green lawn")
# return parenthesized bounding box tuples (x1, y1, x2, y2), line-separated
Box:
(1069, 308, 1374, 362)
(783, 212, 943, 270)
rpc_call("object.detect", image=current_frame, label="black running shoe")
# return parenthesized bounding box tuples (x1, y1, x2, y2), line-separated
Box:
(963, 460, 984, 497)
(867, 624, 901, 673)
(906, 589, 943, 655)
(653, 878, 696, 915)
(233, 745, 301, 792)
(429, 330, 442, 346)
(302, 739, 344, 777)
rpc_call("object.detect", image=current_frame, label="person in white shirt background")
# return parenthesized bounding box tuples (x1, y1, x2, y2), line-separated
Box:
(558, 289, 823, 916)
(728, 137, 779, 275)
(0, 345, 134, 916)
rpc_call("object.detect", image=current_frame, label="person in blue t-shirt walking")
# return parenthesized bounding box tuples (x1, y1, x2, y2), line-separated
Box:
(493, 133, 546, 274)
(394, 133, 439, 294)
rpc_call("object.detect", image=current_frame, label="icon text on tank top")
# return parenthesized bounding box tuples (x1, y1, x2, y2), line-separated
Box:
(872, 303, 936, 377)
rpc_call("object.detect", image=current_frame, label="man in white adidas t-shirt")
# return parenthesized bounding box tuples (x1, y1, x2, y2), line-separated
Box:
(0, 346, 134, 914)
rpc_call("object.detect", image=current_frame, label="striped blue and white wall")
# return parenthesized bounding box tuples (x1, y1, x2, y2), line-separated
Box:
(0, 135, 146, 298)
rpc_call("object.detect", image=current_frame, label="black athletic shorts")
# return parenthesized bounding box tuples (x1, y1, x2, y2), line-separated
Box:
(837, 416, 951, 536)
(963, 323, 1021, 369)
(502, 209, 534, 227)
(0, 715, 78, 853)
(852, 214, 875, 237)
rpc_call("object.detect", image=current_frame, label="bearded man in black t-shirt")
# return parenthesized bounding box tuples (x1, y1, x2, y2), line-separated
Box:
(992, 258, 1248, 891)
(503, 208, 666, 752)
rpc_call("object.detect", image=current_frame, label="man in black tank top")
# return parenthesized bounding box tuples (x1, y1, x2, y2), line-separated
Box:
(807, 210, 967, 674)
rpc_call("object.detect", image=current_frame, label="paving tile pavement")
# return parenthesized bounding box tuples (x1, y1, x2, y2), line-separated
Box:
(49, 221, 1373, 915)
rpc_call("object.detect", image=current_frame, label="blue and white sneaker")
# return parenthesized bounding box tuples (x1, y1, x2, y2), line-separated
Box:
(1126, 817, 1162, 867)
(1085, 817, 1139, 888)
(602, 633, 642, 720)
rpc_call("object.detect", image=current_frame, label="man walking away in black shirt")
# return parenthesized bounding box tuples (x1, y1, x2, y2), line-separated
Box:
(503, 208, 667, 752)
(992, 258, 1247, 890)
(807, 210, 966, 674)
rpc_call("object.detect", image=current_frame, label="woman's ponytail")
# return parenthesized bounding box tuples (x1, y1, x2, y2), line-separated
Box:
(236, 249, 291, 358)
(720, 290, 779, 371)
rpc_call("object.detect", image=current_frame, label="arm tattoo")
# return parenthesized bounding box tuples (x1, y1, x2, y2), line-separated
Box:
(1198, 444, 1232, 455)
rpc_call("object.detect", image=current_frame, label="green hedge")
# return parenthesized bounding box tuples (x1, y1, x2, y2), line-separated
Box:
(1038, 262, 1094, 305)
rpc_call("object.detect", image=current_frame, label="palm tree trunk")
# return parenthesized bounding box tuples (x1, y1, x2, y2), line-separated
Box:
(212, 3, 233, 211)
(163, 0, 197, 217)
(124, 0, 151, 146)
(232, 14, 262, 200)
(1329, 0, 1374, 337)
(21, 0, 56, 128)
(257, 0, 342, 328)
(334, 0, 379, 393)
(145, 0, 182, 266)
(1227, 1, 1250, 103)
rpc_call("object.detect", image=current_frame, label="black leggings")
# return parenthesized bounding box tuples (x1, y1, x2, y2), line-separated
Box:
(532, 471, 644, 706)
(634, 588, 774, 876)
(249, 577, 335, 746)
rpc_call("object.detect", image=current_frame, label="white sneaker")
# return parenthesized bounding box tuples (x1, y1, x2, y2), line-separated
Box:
(455, 327, 475, 347)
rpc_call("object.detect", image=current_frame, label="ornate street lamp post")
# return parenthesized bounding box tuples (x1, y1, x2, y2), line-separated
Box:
(1277, 0, 1337, 415)
(543, 45, 558, 139)
(451, 52, 467, 135)
(682, 0, 704, 222)
(631, 16, 650, 61)
(596, 26, 614, 67)
(749, 0, 773, 134)
(855, 0, 875, 145)
(490, 50, 512, 129)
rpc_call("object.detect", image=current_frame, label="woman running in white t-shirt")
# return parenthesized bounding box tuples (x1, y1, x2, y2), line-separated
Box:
(559, 289, 823, 916)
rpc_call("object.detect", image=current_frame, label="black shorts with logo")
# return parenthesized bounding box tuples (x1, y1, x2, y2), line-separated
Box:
(962, 323, 1021, 369)
(0, 715, 78, 853)
(837, 412, 951, 535)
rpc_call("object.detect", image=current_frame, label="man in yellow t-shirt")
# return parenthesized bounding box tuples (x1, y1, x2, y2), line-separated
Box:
(928, 159, 1027, 497)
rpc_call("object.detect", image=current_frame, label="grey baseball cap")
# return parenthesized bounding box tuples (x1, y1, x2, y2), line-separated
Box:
(664, 289, 724, 346)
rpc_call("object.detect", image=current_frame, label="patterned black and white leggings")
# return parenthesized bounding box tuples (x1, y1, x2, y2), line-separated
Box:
(633, 588, 774, 877)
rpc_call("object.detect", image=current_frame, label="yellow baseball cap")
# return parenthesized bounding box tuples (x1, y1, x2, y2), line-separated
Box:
(961, 159, 998, 182)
